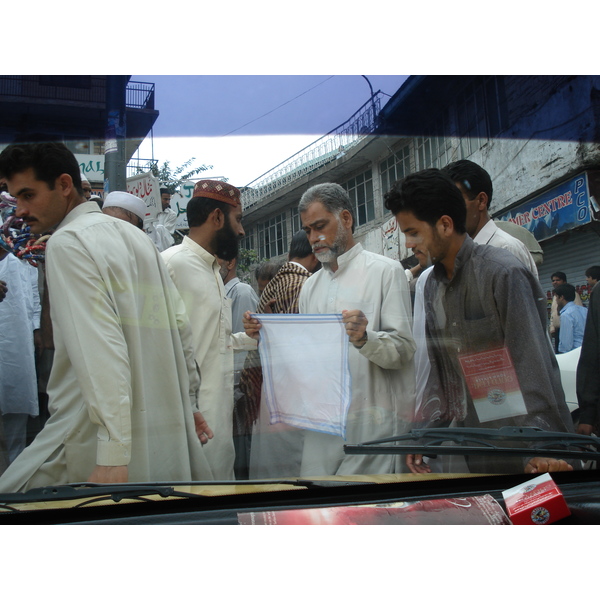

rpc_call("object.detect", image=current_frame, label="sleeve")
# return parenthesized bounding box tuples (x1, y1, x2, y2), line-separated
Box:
(358, 262, 416, 370)
(46, 235, 134, 467)
(167, 277, 202, 413)
(577, 290, 600, 426)
(557, 311, 574, 353)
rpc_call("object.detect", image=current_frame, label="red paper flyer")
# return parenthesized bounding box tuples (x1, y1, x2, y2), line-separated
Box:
(458, 347, 527, 422)
(238, 494, 511, 525)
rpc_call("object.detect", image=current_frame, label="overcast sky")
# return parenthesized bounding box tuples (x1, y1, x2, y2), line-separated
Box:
(131, 75, 408, 187)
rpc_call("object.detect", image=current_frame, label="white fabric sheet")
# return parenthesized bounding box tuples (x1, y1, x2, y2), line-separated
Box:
(255, 313, 352, 438)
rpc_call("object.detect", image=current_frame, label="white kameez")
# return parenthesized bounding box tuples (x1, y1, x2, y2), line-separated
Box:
(0, 203, 212, 493)
(162, 237, 255, 480)
(298, 243, 416, 476)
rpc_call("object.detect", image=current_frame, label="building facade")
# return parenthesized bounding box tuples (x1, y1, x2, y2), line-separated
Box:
(240, 75, 600, 309)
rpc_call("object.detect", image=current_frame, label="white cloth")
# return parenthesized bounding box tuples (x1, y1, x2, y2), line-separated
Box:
(298, 243, 416, 476)
(0, 202, 212, 493)
(146, 221, 175, 252)
(0, 253, 40, 417)
(157, 207, 178, 234)
(474, 220, 539, 279)
(256, 313, 352, 437)
(162, 236, 256, 479)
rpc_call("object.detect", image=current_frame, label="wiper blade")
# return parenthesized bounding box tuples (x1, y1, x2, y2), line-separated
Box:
(0, 483, 192, 506)
(0, 478, 374, 506)
(344, 426, 600, 461)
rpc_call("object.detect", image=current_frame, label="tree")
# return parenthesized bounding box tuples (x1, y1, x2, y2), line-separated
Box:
(137, 157, 215, 195)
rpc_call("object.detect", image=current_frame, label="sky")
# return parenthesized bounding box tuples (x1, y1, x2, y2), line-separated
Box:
(131, 75, 409, 189)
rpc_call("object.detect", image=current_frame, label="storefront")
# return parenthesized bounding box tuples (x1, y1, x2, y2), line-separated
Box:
(496, 171, 600, 309)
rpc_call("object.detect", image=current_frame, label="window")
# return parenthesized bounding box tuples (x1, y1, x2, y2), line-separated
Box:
(257, 212, 287, 259)
(380, 145, 411, 195)
(342, 170, 374, 227)
(290, 206, 302, 234)
(456, 76, 508, 158)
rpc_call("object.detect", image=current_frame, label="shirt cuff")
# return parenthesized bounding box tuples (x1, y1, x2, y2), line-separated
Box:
(96, 440, 131, 466)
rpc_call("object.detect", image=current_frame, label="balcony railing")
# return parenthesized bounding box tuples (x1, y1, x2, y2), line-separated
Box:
(126, 157, 158, 178)
(241, 92, 383, 209)
(126, 81, 155, 110)
(0, 76, 155, 110)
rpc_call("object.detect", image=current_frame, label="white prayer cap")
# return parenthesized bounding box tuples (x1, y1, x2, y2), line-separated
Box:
(103, 191, 148, 221)
(80, 172, 90, 184)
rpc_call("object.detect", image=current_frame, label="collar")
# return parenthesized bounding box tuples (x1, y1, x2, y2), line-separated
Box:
(327, 242, 362, 274)
(432, 235, 472, 284)
(181, 235, 218, 268)
(289, 261, 309, 272)
(559, 301, 575, 315)
(224, 277, 240, 293)
(54, 200, 101, 231)
(473, 219, 497, 245)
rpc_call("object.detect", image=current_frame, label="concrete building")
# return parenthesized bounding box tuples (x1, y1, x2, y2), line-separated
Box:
(0, 75, 158, 195)
(240, 75, 600, 308)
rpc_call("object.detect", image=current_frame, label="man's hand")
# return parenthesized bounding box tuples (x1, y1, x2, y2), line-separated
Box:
(525, 457, 574, 474)
(406, 454, 432, 474)
(87, 465, 128, 483)
(0, 280, 7, 302)
(243, 310, 262, 340)
(342, 309, 368, 347)
(577, 423, 595, 436)
(194, 411, 214, 445)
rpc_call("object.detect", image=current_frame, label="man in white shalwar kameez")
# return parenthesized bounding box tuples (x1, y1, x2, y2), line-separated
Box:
(244, 183, 416, 477)
(162, 180, 256, 480)
(0, 246, 41, 464)
(0, 142, 213, 492)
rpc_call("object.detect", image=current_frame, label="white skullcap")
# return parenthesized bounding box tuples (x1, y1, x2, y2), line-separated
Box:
(80, 172, 90, 184)
(103, 191, 148, 221)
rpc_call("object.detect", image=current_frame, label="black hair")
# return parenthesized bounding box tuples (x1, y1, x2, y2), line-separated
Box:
(186, 196, 232, 227)
(551, 271, 567, 282)
(383, 168, 467, 234)
(585, 265, 600, 281)
(553, 283, 576, 302)
(288, 229, 313, 260)
(442, 159, 493, 209)
(160, 187, 170, 195)
(0, 141, 83, 195)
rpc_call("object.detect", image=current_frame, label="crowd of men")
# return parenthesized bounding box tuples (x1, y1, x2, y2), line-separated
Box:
(0, 141, 599, 492)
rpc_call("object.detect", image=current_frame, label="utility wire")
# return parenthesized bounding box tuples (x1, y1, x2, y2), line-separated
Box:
(221, 76, 335, 137)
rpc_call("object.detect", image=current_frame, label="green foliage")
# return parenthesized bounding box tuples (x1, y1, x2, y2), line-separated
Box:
(237, 248, 263, 284)
(137, 158, 215, 195)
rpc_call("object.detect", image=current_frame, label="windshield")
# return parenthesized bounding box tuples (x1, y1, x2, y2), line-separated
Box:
(0, 74, 599, 525)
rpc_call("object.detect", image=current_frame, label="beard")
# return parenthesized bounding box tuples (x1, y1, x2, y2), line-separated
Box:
(313, 222, 348, 267)
(214, 218, 240, 261)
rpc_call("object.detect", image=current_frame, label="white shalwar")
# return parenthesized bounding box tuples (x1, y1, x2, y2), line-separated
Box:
(0, 253, 41, 462)
(162, 237, 256, 479)
(298, 243, 416, 476)
(0, 203, 212, 493)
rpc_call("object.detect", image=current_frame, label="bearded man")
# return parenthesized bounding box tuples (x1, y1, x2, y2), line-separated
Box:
(161, 180, 256, 479)
(244, 183, 416, 476)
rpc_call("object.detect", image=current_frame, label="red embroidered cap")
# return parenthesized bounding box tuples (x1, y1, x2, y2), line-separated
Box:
(192, 180, 241, 207)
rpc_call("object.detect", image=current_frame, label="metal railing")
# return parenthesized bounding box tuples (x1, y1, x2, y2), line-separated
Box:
(241, 92, 383, 209)
(126, 158, 158, 178)
(126, 81, 155, 110)
(0, 76, 155, 111)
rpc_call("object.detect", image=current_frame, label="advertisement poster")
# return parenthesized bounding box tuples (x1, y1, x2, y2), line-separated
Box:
(239, 494, 510, 525)
(126, 173, 160, 221)
(496, 173, 592, 242)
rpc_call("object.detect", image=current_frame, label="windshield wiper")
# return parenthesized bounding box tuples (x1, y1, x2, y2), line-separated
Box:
(0, 478, 375, 507)
(344, 426, 600, 461)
